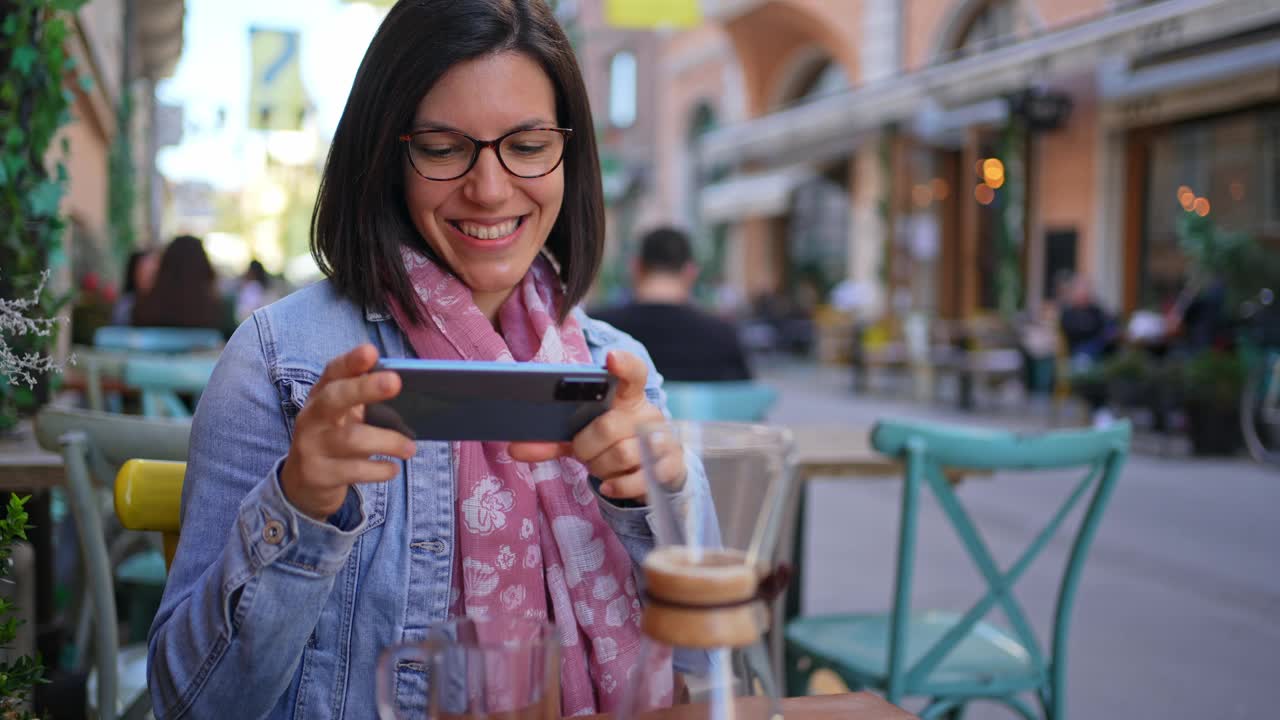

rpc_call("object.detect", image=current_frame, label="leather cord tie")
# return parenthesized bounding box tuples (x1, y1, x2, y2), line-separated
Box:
(643, 563, 793, 611)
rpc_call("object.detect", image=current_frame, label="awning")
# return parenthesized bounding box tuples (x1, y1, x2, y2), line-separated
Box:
(699, 0, 1280, 167)
(1100, 36, 1280, 101)
(699, 166, 814, 223)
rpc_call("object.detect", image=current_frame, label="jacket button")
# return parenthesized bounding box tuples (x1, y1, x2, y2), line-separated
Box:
(262, 519, 286, 545)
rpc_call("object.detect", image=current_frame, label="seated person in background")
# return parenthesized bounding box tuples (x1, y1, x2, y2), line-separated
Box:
(594, 227, 752, 382)
(111, 248, 159, 325)
(1057, 273, 1117, 371)
(131, 234, 231, 337)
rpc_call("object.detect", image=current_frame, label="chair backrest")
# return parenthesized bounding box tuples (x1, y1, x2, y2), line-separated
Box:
(663, 382, 778, 422)
(93, 325, 223, 353)
(869, 418, 1131, 703)
(33, 406, 191, 719)
(123, 355, 218, 418)
(116, 460, 185, 568)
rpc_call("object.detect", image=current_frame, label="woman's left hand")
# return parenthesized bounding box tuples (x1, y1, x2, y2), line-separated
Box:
(509, 350, 681, 503)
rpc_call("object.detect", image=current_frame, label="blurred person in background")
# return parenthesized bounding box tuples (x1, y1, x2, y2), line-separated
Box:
(233, 259, 279, 322)
(131, 234, 230, 336)
(1058, 273, 1118, 372)
(595, 226, 752, 382)
(111, 248, 159, 325)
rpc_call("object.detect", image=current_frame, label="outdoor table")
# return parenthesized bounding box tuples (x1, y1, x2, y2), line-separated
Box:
(580, 692, 917, 719)
(0, 419, 67, 662)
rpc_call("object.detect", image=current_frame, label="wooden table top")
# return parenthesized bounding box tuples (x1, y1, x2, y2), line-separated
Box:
(789, 424, 898, 480)
(582, 693, 916, 719)
(0, 420, 64, 491)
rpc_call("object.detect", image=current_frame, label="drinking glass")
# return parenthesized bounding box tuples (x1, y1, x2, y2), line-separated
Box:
(376, 617, 558, 720)
(617, 421, 795, 720)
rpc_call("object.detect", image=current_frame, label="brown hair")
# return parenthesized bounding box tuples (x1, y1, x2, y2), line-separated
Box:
(131, 235, 224, 331)
(310, 0, 603, 323)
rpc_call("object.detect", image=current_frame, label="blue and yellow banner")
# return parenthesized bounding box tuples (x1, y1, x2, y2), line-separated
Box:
(248, 28, 307, 131)
(604, 0, 700, 29)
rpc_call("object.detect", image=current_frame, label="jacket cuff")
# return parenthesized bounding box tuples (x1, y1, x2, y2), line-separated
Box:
(236, 457, 367, 576)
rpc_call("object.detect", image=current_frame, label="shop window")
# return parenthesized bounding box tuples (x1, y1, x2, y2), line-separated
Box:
(608, 51, 637, 129)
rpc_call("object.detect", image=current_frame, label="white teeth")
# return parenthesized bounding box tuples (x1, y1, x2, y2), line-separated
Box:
(458, 219, 518, 240)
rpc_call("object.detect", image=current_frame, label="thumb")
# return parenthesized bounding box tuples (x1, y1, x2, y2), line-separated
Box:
(508, 441, 572, 463)
(606, 350, 649, 409)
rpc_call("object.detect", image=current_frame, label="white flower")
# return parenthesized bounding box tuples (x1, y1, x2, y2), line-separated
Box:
(500, 585, 527, 611)
(593, 576, 618, 601)
(605, 596, 630, 627)
(524, 545, 541, 569)
(461, 476, 514, 535)
(593, 636, 618, 663)
(551, 516, 605, 587)
(463, 558, 499, 596)
(496, 545, 516, 570)
(520, 518, 535, 540)
(600, 672, 617, 694)
(574, 601, 595, 627)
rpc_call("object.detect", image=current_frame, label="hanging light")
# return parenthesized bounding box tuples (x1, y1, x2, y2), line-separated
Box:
(1193, 197, 1210, 217)
(974, 183, 995, 205)
(982, 158, 1004, 185)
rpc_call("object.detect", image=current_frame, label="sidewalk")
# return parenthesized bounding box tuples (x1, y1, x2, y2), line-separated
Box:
(757, 360, 1280, 719)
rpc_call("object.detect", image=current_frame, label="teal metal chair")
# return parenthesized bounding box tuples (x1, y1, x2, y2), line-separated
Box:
(35, 406, 191, 719)
(122, 354, 218, 418)
(93, 325, 223, 353)
(663, 381, 778, 422)
(785, 418, 1131, 720)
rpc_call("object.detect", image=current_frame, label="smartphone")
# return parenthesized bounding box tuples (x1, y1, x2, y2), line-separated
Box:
(365, 359, 616, 442)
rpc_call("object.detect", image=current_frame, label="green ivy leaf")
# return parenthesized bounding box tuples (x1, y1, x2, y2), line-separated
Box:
(51, 0, 88, 11)
(2, 14, 17, 36)
(25, 179, 64, 218)
(10, 45, 36, 76)
(4, 126, 23, 147)
(78, 73, 93, 92)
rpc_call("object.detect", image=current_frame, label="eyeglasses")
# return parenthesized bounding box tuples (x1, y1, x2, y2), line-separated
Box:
(397, 127, 573, 181)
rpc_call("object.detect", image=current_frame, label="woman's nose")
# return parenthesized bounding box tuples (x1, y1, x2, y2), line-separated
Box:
(463, 147, 514, 207)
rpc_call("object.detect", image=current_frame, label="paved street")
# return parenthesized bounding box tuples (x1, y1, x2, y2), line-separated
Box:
(758, 361, 1280, 719)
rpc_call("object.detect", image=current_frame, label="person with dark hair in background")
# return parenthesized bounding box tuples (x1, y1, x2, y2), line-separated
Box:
(145, 3, 716, 718)
(594, 227, 752, 382)
(130, 235, 226, 334)
(233, 258, 277, 322)
(110, 248, 159, 325)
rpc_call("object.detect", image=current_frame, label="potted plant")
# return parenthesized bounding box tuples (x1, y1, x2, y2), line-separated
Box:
(1181, 349, 1246, 456)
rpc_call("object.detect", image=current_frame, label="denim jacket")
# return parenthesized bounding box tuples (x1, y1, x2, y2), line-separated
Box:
(147, 280, 718, 720)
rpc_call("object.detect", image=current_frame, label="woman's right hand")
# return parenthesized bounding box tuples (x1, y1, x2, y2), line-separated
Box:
(280, 344, 417, 521)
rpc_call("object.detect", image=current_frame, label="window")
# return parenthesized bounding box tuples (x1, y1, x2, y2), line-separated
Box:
(608, 51, 637, 129)
(958, 0, 1017, 56)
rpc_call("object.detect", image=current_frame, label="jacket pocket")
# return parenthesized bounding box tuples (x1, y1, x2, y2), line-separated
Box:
(277, 371, 389, 531)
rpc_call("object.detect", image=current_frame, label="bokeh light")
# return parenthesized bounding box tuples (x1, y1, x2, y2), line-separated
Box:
(912, 183, 933, 208)
(982, 158, 1004, 184)
(930, 178, 949, 201)
(1193, 197, 1210, 216)
(974, 183, 995, 205)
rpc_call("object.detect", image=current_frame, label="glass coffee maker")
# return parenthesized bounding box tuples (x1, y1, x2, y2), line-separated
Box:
(616, 421, 795, 720)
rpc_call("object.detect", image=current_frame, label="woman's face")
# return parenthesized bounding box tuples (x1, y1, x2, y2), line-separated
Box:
(403, 51, 565, 316)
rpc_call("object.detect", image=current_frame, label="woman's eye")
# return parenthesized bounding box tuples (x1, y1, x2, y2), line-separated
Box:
(510, 143, 547, 156)
(415, 144, 461, 158)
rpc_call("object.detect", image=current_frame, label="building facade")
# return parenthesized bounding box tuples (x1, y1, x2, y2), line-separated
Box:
(60, 0, 184, 284)
(575, 0, 1280, 323)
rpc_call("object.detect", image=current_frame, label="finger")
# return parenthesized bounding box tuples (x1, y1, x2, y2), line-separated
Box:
(585, 437, 642, 480)
(606, 351, 649, 409)
(572, 402, 664, 464)
(323, 424, 417, 461)
(315, 344, 380, 389)
(599, 470, 645, 502)
(508, 442, 572, 463)
(332, 458, 402, 485)
(303, 370, 401, 425)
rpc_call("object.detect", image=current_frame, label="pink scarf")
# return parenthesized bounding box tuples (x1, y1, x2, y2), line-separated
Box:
(389, 248, 672, 716)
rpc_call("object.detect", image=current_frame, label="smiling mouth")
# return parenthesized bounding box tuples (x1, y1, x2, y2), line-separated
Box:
(450, 216, 526, 241)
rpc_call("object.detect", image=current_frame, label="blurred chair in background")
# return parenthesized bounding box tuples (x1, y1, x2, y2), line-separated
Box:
(35, 406, 190, 720)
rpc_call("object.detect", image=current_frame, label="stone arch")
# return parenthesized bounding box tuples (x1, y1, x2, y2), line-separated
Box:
(720, 0, 860, 117)
(767, 46, 849, 110)
(930, 0, 1046, 63)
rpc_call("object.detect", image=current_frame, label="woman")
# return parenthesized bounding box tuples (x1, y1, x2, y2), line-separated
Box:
(130, 235, 227, 335)
(111, 248, 159, 325)
(146, 2, 716, 718)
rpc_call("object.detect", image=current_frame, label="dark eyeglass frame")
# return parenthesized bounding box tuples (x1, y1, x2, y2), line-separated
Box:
(397, 127, 574, 181)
